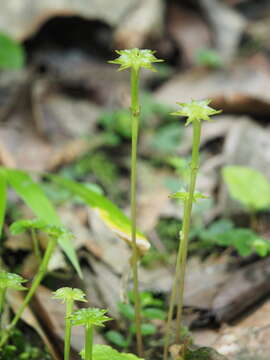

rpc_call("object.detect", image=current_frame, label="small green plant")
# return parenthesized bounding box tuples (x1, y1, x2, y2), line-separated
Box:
(71, 308, 111, 360)
(197, 218, 270, 257)
(164, 99, 221, 360)
(0, 222, 74, 348)
(0, 271, 26, 316)
(222, 165, 270, 228)
(10, 218, 48, 263)
(81, 344, 143, 360)
(106, 291, 165, 350)
(1, 329, 52, 360)
(53, 287, 87, 360)
(110, 48, 163, 357)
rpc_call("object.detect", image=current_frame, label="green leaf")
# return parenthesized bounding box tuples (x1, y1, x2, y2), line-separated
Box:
(0, 32, 25, 70)
(48, 175, 149, 254)
(10, 218, 47, 235)
(81, 345, 144, 360)
(4, 168, 82, 278)
(118, 303, 135, 320)
(222, 166, 270, 211)
(130, 323, 157, 336)
(142, 307, 166, 320)
(105, 331, 128, 348)
(0, 170, 7, 236)
(216, 228, 269, 257)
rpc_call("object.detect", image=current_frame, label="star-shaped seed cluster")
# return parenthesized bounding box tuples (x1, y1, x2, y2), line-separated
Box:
(171, 99, 221, 126)
(109, 48, 163, 72)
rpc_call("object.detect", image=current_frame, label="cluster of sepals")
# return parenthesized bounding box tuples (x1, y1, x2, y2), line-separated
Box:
(0, 48, 222, 360)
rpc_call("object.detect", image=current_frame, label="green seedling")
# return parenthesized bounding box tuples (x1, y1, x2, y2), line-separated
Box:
(71, 308, 111, 360)
(106, 291, 165, 350)
(197, 218, 270, 257)
(0, 271, 26, 316)
(0, 222, 74, 348)
(222, 165, 270, 229)
(110, 48, 163, 357)
(53, 287, 87, 360)
(164, 99, 221, 360)
(10, 218, 48, 263)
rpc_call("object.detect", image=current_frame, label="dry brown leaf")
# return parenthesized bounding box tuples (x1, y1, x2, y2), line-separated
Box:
(155, 55, 270, 115)
(114, 0, 164, 49)
(0, 0, 137, 41)
(6, 290, 61, 360)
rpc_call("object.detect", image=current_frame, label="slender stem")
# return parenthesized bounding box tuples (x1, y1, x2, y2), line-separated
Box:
(64, 299, 74, 360)
(0, 237, 57, 348)
(31, 228, 42, 264)
(175, 120, 201, 341)
(163, 120, 202, 360)
(84, 324, 93, 360)
(0, 288, 6, 315)
(130, 67, 143, 357)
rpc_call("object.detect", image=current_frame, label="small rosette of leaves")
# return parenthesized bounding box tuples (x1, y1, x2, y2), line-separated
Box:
(53, 287, 87, 303)
(0, 270, 27, 291)
(109, 48, 163, 72)
(170, 190, 209, 203)
(10, 218, 48, 235)
(171, 99, 221, 126)
(71, 308, 111, 328)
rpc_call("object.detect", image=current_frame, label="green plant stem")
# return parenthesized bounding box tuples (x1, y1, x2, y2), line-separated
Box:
(64, 299, 74, 360)
(84, 324, 93, 360)
(31, 228, 41, 264)
(163, 120, 202, 360)
(130, 67, 143, 357)
(0, 237, 57, 348)
(0, 288, 6, 315)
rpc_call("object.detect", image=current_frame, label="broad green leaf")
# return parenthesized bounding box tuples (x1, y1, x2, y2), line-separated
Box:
(130, 323, 157, 336)
(222, 166, 270, 211)
(48, 175, 150, 254)
(0, 170, 7, 236)
(105, 331, 128, 347)
(142, 307, 166, 320)
(0, 32, 25, 70)
(4, 168, 82, 277)
(81, 345, 143, 360)
(118, 302, 135, 320)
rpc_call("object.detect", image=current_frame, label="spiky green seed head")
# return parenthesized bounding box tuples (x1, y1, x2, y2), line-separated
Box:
(169, 190, 209, 203)
(71, 308, 111, 328)
(52, 287, 87, 303)
(0, 270, 27, 291)
(171, 99, 221, 126)
(109, 48, 163, 72)
(10, 218, 48, 235)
